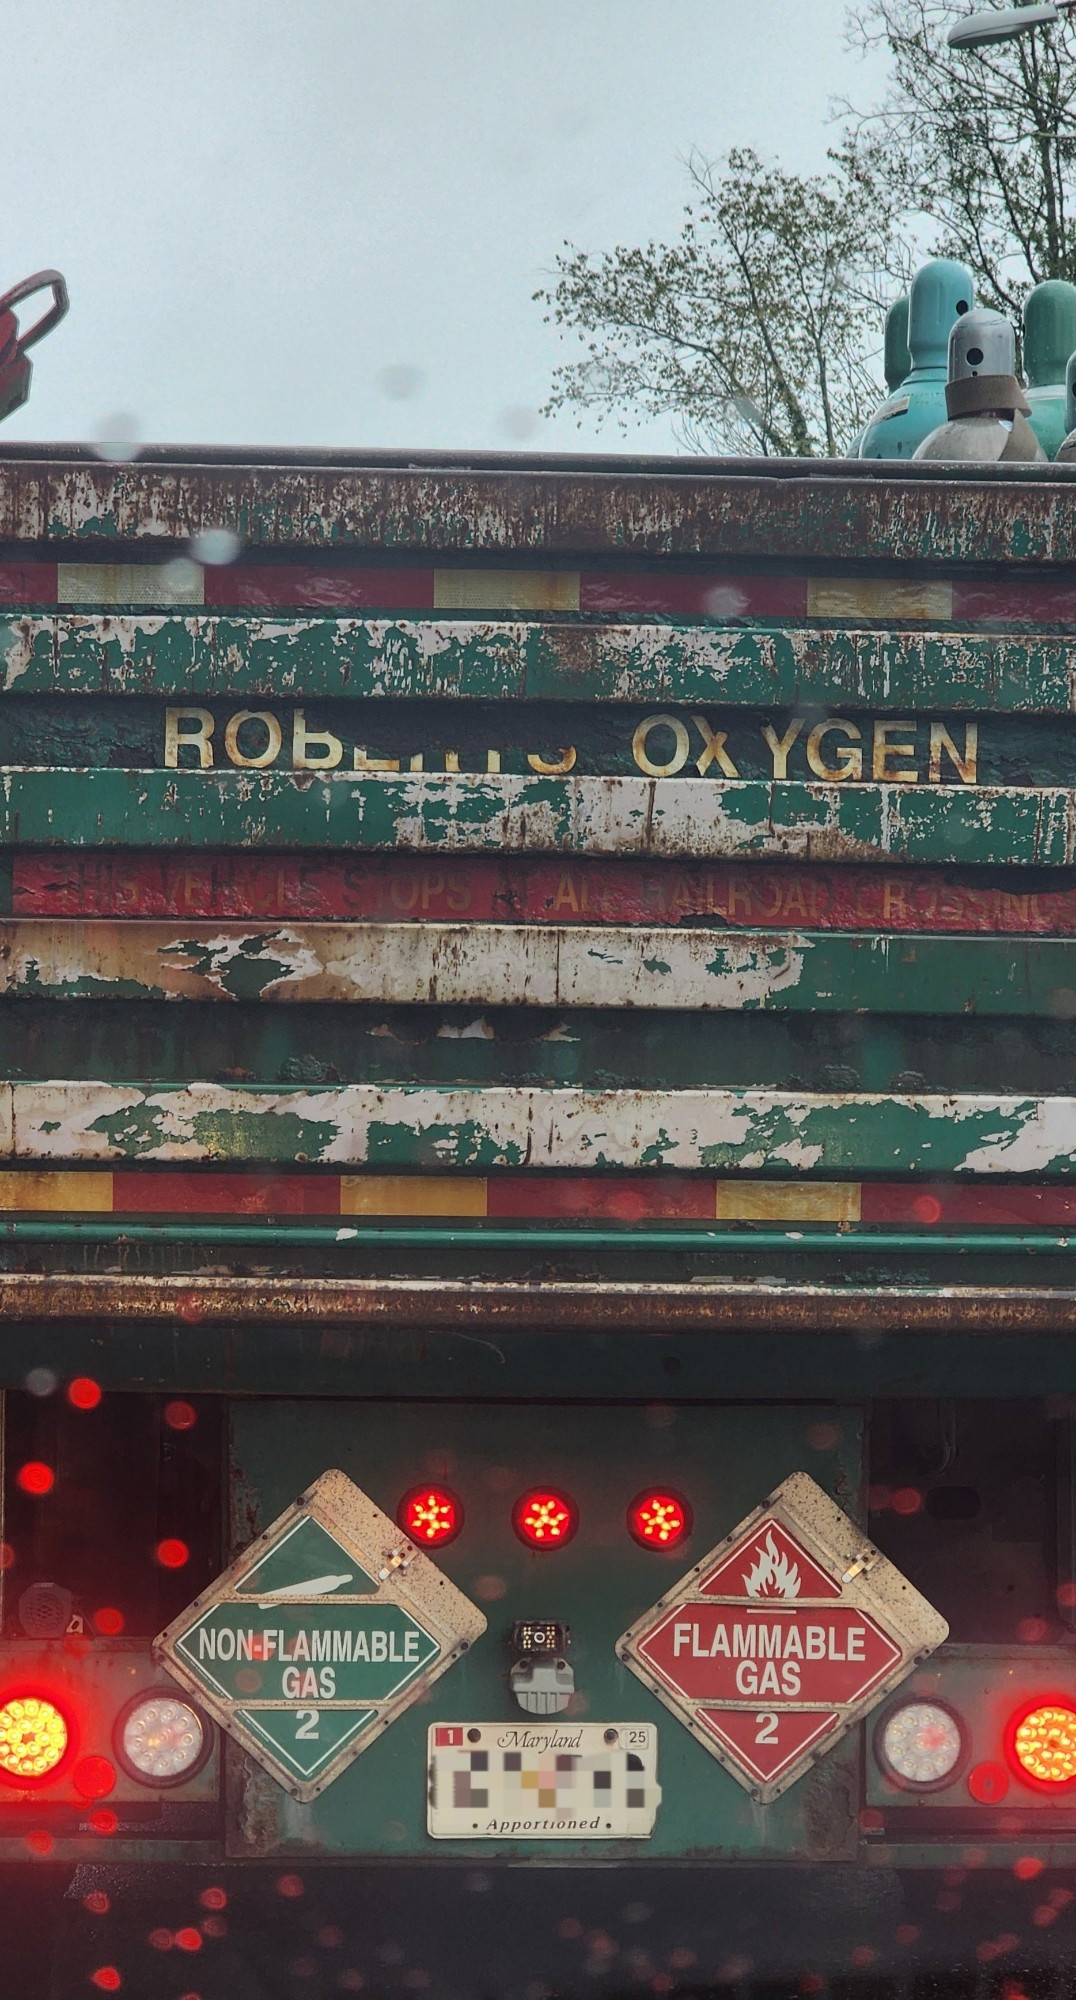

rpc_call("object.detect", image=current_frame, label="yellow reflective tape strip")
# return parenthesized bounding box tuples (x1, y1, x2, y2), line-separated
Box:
(715, 1182, 862, 1222)
(56, 563, 205, 607)
(433, 570, 580, 612)
(0, 1171, 114, 1212)
(339, 1176, 488, 1217)
(806, 578, 953, 622)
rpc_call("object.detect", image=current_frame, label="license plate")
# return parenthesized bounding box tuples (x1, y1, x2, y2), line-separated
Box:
(427, 1721, 660, 1839)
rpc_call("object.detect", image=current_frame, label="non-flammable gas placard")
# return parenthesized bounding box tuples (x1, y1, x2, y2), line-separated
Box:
(155, 1469, 487, 1801)
(618, 1472, 947, 1803)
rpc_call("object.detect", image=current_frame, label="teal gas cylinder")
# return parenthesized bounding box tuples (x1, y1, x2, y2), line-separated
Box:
(1023, 278, 1076, 457)
(859, 258, 974, 459)
(845, 295, 909, 455)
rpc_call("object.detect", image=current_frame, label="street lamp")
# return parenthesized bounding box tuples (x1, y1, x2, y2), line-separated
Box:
(948, 3, 1075, 49)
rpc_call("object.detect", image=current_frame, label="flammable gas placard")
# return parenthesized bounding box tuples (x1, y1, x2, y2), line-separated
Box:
(618, 1471, 947, 1803)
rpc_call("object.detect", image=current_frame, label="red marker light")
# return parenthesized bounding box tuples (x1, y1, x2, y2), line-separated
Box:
(155, 1538, 189, 1570)
(627, 1489, 692, 1549)
(93, 1607, 125, 1637)
(67, 1377, 102, 1410)
(1008, 1701, 1076, 1789)
(512, 1488, 578, 1548)
(397, 1485, 463, 1548)
(164, 1400, 197, 1433)
(16, 1462, 54, 1496)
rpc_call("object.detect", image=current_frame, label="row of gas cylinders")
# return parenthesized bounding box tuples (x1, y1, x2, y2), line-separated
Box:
(859, 264, 1076, 463)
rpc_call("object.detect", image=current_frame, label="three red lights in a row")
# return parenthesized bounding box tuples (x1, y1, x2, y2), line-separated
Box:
(397, 1484, 692, 1551)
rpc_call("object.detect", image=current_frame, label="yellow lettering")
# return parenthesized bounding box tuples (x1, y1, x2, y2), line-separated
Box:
(526, 747, 577, 775)
(553, 874, 580, 912)
(782, 882, 808, 918)
(883, 881, 909, 922)
(292, 709, 343, 770)
(223, 710, 282, 769)
(762, 717, 804, 779)
(692, 713, 740, 778)
(354, 746, 400, 771)
(806, 719, 862, 782)
(928, 721, 978, 785)
(486, 750, 501, 773)
(631, 716, 690, 778)
(727, 874, 754, 919)
(164, 706, 215, 769)
(872, 719, 919, 783)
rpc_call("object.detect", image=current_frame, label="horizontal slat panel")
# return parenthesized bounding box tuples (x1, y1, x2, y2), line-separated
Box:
(3, 1168, 1076, 1223)
(1, 770, 1069, 864)
(2, 459, 1076, 565)
(14, 854, 1076, 934)
(3, 1081, 1075, 1171)
(3, 615, 1069, 710)
(2, 920, 1073, 1015)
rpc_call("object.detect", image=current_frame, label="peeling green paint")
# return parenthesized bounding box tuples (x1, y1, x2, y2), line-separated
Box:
(1, 613, 1071, 712)
(0, 768, 1070, 866)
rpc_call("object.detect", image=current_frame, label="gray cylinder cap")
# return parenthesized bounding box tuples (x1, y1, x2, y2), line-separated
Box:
(949, 307, 1017, 382)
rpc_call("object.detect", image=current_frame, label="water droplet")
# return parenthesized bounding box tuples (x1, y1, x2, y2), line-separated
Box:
(188, 528, 241, 566)
(376, 365, 424, 402)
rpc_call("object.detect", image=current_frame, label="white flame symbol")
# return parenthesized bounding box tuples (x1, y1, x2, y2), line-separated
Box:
(743, 1530, 801, 1600)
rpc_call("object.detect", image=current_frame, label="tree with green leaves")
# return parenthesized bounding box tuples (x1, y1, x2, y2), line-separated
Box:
(843, 1, 1076, 315)
(539, 4, 1076, 455)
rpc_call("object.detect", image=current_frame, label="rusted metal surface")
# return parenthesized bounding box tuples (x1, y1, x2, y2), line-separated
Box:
(16, 852, 1076, 934)
(4, 918, 1068, 1015)
(2, 456, 1076, 564)
(1, 1272, 1073, 1331)
(3, 767, 1068, 866)
(3, 613, 1070, 710)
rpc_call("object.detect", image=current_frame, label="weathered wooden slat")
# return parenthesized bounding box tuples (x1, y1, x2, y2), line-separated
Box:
(3, 919, 1074, 1016)
(2, 614, 1069, 711)
(3, 1081, 1076, 1172)
(3, 458, 1076, 566)
(1, 769, 1069, 865)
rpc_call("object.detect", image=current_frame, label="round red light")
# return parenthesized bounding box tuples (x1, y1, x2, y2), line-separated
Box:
(1007, 1700, 1076, 1789)
(164, 1400, 198, 1433)
(155, 1538, 190, 1570)
(67, 1377, 102, 1411)
(74, 1756, 116, 1801)
(627, 1489, 692, 1550)
(93, 1607, 125, 1637)
(397, 1485, 463, 1548)
(16, 1462, 54, 1497)
(512, 1488, 578, 1549)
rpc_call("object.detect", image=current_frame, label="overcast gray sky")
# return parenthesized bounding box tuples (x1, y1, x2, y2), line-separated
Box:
(2, 1, 890, 453)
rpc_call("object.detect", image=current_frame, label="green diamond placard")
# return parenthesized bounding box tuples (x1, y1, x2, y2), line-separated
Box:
(155, 1468, 486, 1802)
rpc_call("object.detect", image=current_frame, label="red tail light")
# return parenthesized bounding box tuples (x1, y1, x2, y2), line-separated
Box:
(397, 1485, 463, 1548)
(1007, 1700, 1076, 1789)
(512, 1488, 578, 1548)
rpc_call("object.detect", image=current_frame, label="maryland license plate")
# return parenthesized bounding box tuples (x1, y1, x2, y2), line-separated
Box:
(426, 1721, 660, 1839)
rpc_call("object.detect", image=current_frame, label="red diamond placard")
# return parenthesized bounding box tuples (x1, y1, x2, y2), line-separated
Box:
(618, 1472, 948, 1802)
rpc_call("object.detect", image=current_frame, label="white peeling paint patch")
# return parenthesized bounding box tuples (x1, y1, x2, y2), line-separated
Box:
(0, 922, 809, 1011)
(8, 1082, 1076, 1173)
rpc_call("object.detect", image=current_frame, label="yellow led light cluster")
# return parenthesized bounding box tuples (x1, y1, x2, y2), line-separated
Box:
(0, 1696, 67, 1778)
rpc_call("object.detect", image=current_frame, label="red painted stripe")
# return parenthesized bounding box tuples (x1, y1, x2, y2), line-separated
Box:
(579, 573, 807, 617)
(487, 1176, 715, 1220)
(951, 580, 1076, 623)
(110, 1172, 341, 1215)
(0, 561, 58, 604)
(861, 1184, 1076, 1226)
(202, 564, 435, 610)
(15, 854, 1076, 936)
